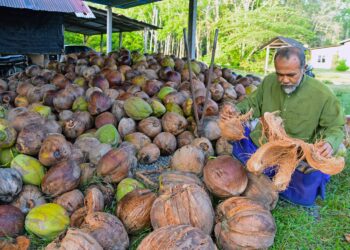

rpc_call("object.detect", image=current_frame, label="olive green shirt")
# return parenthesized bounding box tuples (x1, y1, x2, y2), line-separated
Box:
(236, 73, 345, 151)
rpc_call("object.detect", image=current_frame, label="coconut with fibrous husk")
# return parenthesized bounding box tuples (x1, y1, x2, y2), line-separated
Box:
(84, 187, 104, 214)
(191, 137, 215, 158)
(242, 173, 278, 210)
(138, 116, 162, 138)
(195, 97, 219, 117)
(176, 130, 195, 147)
(137, 225, 217, 250)
(45, 228, 103, 250)
(0, 168, 22, 203)
(170, 145, 206, 175)
(215, 197, 276, 250)
(150, 184, 214, 234)
(161, 112, 188, 136)
(163, 92, 186, 106)
(89, 74, 109, 91)
(15, 123, 46, 155)
(153, 132, 177, 156)
(89, 143, 112, 165)
(88, 91, 112, 115)
(0, 235, 30, 250)
(7, 108, 44, 132)
(39, 134, 72, 166)
(158, 170, 204, 194)
(95, 111, 117, 128)
(79, 163, 96, 187)
(63, 111, 93, 139)
(116, 189, 156, 234)
(70, 207, 87, 228)
(142, 79, 163, 96)
(118, 117, 136, 138)
(203, 155, 248, 198)
(215, 137, 233, 156)
(201, 116, 221, 141)
(137, 143, 160, 164)
(124, 132, 151, 151)
(80, 212, 129, 250)
(53, 189, 84, 215)
(0, 205, 24, 237)
(96, 148, 137, 183)
(41, 160, 81, 197)
(11, 185, 46, 214)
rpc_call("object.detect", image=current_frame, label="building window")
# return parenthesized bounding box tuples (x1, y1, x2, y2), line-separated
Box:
(318, 55, 322, 63)
(322, 56, 326, 63)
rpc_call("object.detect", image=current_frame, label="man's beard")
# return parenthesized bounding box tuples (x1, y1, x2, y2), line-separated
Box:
(281, 75, 303, 94)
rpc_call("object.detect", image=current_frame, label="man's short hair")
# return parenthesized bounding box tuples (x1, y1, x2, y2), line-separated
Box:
(274, 47, 306, 69)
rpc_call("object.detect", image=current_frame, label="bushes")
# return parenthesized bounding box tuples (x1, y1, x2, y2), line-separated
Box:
(335, 59, 349, 72)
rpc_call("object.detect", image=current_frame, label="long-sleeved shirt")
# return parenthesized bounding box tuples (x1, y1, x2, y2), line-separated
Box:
(236, 73, 345, 151)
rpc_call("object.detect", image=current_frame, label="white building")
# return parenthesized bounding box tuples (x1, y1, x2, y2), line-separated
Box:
(310, 39, 350, 69)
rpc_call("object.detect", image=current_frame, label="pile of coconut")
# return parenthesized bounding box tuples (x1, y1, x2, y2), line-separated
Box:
(0, 49, 278, 250)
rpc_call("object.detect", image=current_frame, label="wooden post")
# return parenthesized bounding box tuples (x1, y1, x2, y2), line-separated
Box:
(119, 32, 123, 48)
(264, 46, 270, 75)
(188, 0, 197, 59)
(83, 35, 88, 45)
(106, 6, 113, 53)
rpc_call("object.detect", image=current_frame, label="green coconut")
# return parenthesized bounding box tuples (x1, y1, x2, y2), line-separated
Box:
(166, 103, 184, 116)
(95, 124, 120, 147)
(184, 61, 201, 75)
(157, 87, 176, 101)
(0, 146, 19, 167)
(11, 154, 45, 186)
(0, 119, 17, 149)
(29, 104, 51, 118)
(116, 178, 145, 202)
(150, 99, 166, 117)
(124, 97, 152, 121)
(0, 105, 8, 119)
(72, 96, 88, 112)
(160, 56, 175, 68)
(25, 203, 69, 240)
(245, 85, 258, 95)
(183, 98, 193, 117)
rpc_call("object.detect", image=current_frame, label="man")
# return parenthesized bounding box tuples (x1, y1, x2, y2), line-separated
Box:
(231, 46, 345, 206)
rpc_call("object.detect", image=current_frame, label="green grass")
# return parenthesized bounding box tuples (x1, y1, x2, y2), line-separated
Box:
(271, 150, 350, 250)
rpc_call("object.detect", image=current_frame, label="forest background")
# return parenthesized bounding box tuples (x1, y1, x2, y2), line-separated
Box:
(65, 0, 350, 73)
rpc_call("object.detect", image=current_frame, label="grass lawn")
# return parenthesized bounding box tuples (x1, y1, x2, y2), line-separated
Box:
(271, 150, 350, 249)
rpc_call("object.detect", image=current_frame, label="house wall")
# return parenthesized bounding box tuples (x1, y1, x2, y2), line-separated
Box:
(338, 41, 350, 67)
(310, 47, 339, 69)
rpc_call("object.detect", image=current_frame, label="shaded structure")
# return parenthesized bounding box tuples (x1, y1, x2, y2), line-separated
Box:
(260, 36, 308, 75)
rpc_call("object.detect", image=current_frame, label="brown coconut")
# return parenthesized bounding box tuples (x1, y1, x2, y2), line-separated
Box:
(124, 132, 151, 152)
(137, 116, 162, 139)
(137, 225, 217, 250)
(153, 132, 177, 156)
(215, 197, 276, 250)
(215, 137, 233, 156)
(79, 163, 96, 187)
(0, 205, 24, 237)
(96, 148, 137, 183)
(70, 207, 87, 228)
(11, 185, 46, 214)
(150, 184, 214, 234)
(137, 143, 160, 164)
(39, 133, 72, 166)
(46, 228, 103, 250)
(159, 170, 204, 194)
(118, 117, 136, 138)
(116, 189, 156, 234)
(191, 137, 215, 158)
(161, 112, 188, 135)
(53, 189, 84, 215)
(41, 160, 81, 197)
(81, 212, 129, 250)
(170, 145, 206, 175)
(242, 173, 279, 210)
(84, 187, 105, 214)
(95, 112, 117, 129)
(203, 155, 248, 198)
(176, 131, 195, 148)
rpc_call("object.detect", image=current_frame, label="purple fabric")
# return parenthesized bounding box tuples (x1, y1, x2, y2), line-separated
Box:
(231, 126, 330, 206)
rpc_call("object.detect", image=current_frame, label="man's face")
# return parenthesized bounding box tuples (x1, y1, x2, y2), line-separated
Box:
(275, 55, 304, 94)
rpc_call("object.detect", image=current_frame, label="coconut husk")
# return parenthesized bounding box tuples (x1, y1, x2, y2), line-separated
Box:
(218, 104, 253, 140)
(247, 112, 345, 191)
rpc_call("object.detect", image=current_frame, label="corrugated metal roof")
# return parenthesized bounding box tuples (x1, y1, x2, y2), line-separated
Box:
(64, 6, 160, 35)
(0, 0, 91, 13)
(84, 0, 162, 9)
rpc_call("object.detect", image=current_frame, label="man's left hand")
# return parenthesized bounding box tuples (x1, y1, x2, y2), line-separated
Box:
(316, 142, 333, 158)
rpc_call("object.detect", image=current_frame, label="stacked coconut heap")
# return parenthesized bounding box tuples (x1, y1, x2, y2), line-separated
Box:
(0, 49, 277, 250)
